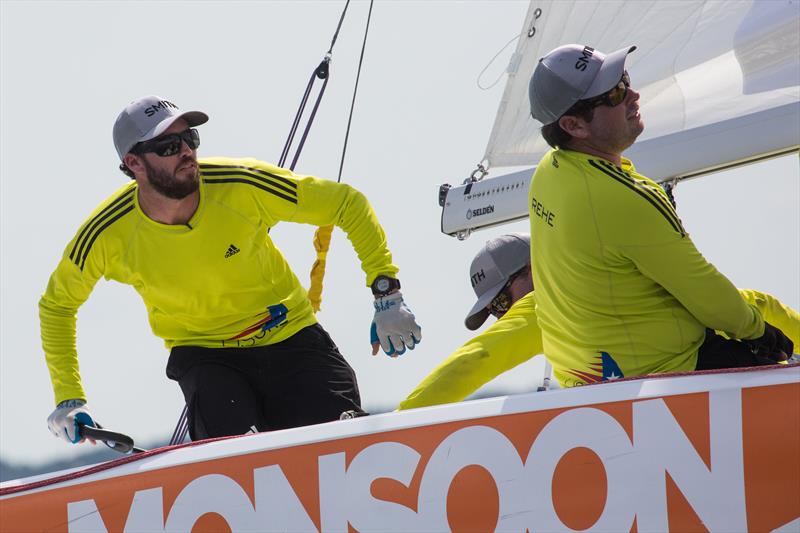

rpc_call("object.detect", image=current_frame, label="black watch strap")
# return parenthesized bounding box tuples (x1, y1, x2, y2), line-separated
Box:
(371, 275, 401, 297)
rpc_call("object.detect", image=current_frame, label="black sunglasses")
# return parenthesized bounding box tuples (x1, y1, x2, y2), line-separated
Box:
(133, 128, 200, 157)
(586, 71, 631, 108)
(488, 268, 526, 317)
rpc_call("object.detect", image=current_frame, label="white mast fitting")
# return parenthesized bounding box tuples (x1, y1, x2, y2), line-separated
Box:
(441, 0, 800, 237)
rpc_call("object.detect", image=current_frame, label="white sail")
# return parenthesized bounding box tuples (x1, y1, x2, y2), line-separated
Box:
(483, 0, 800, 181)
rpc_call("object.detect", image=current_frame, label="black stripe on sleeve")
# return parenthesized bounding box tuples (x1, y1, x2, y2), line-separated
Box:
(588, 159, 685, 236)
(596, 160, 684, 230)
(597, 160, 686, 235)
(202, 170, 298, 199)
(70, 188, 136, 265)
(199, 163, 298, 191)
(203, 177, 298, 204)
(78, 204, 135, 271)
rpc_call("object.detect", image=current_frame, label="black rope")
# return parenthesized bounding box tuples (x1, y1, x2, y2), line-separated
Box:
(327, 0, 351, 55)
(337, 0, 374, 182)
(169, 404, 188, 445)
(290, 62, 330, 171)
(278, 0, 352, 170)
(278, 67, 320, 168)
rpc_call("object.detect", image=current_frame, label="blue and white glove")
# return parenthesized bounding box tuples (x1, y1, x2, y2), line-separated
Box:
(47, 399, 95, 444)
(370, 291, 422, 357)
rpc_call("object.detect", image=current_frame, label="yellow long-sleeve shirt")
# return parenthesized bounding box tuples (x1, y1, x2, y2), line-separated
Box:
(530, 149, 765, 387)
(40, 157, 398, 404)
(399, 292, 540, 410)
(398, 289, 797, 410)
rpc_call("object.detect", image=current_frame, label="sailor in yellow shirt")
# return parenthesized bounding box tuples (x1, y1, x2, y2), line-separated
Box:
(42, 95, 422, 444)
(400, 234, 540, 410)
(399, 233, 799, 409)
(527, 44, 793, 387)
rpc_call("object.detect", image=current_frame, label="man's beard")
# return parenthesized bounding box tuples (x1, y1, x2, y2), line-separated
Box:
(142, 157, 199, 199)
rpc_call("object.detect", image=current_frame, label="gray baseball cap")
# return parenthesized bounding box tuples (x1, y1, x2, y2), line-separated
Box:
(529, 44, 636, 125)
(465, 233, 531, 330)
(112, 95, 209, 160)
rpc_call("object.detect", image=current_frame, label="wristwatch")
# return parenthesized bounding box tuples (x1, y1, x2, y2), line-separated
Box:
(371, 275, 401, 297)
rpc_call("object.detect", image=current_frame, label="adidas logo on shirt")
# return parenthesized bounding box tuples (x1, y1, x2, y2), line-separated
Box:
(225, 244, 240, 258)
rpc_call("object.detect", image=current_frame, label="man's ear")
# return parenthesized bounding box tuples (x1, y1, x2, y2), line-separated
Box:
(520, 264, 534, 291)
(558, 115, 590, 140)
(123, 153, 144, 175)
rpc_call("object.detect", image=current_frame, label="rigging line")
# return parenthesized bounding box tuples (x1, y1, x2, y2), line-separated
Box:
(337, 0, 374, 182)
(169, 405, 188, 446)
(476, 33, 521, 91)
(279, 0, 353, 169)
(279, 70, 317, 168)
(328, 0, 351, 55)
(290, 71, 330, 171)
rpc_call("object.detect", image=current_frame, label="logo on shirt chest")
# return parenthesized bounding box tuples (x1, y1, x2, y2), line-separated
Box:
(224, 244, 240, 258)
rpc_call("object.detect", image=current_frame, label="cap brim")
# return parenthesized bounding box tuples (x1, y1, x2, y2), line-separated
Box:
(142, 110, 210, 143)
(464, 278, 507, 330)
(584, 45, 636, 98)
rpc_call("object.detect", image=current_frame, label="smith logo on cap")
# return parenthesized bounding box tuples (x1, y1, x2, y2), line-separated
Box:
(470, 269, 486, 287)
(144, 100, 179, 117)
(575, 46, 595, 71)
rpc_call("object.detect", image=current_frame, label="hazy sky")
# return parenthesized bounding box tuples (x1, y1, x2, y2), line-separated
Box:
(1, 1, 797, 468)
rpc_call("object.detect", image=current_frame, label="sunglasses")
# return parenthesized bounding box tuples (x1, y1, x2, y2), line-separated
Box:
(586, 71, 630, 108)
(132, 128, 200, 157)
(488, 268, 526, 317)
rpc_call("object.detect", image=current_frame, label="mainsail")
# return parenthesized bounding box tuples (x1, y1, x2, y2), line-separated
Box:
(486, 0, 800, 177)
(442, 0, 800, 236)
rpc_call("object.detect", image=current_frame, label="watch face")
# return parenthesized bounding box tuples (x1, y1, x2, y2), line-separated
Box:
(375, 277, 391, 293)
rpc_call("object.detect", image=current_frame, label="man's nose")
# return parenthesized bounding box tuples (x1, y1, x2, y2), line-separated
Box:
(627, 87, 640, 103)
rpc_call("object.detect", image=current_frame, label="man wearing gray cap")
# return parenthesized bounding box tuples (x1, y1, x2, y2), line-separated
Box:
(399, 233, 544, 410)
(527, 44, 793, 387)
(40, 95, 422, 445)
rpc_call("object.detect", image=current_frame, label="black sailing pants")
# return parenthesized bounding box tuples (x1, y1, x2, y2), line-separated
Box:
(166, 324, 363, 440)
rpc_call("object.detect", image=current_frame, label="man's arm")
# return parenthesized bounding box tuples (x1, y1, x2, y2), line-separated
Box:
(599, 172, 764, 340)
(398, 293, 541, 410)
(623, 235, 764, 340)
(40, 192, 114, 405)
(215, 157, 399, 283)
(291, 174, 424, 354)
(294, 177, 399, 283)
(207, 157, 419, 355)
(40, 253, 102, 404)
(738, 289, 799, 348)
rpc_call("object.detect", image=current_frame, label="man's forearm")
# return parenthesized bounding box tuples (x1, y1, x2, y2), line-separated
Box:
(40, 297, 86, 404)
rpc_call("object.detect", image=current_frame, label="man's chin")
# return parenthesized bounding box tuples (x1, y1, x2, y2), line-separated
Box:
(153, 174, 199, 200)
(629, 120, 644, 144)
(160, 182, 199, 200)
(176, 165, 199, 180)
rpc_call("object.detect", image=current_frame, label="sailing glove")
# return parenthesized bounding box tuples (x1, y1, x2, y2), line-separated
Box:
(47, 399, 95, 444)
(744, 322, 793, 363)
(370, 291, 422, 357)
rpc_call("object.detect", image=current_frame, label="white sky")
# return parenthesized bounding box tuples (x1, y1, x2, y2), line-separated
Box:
(1, 1, 797, 467)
